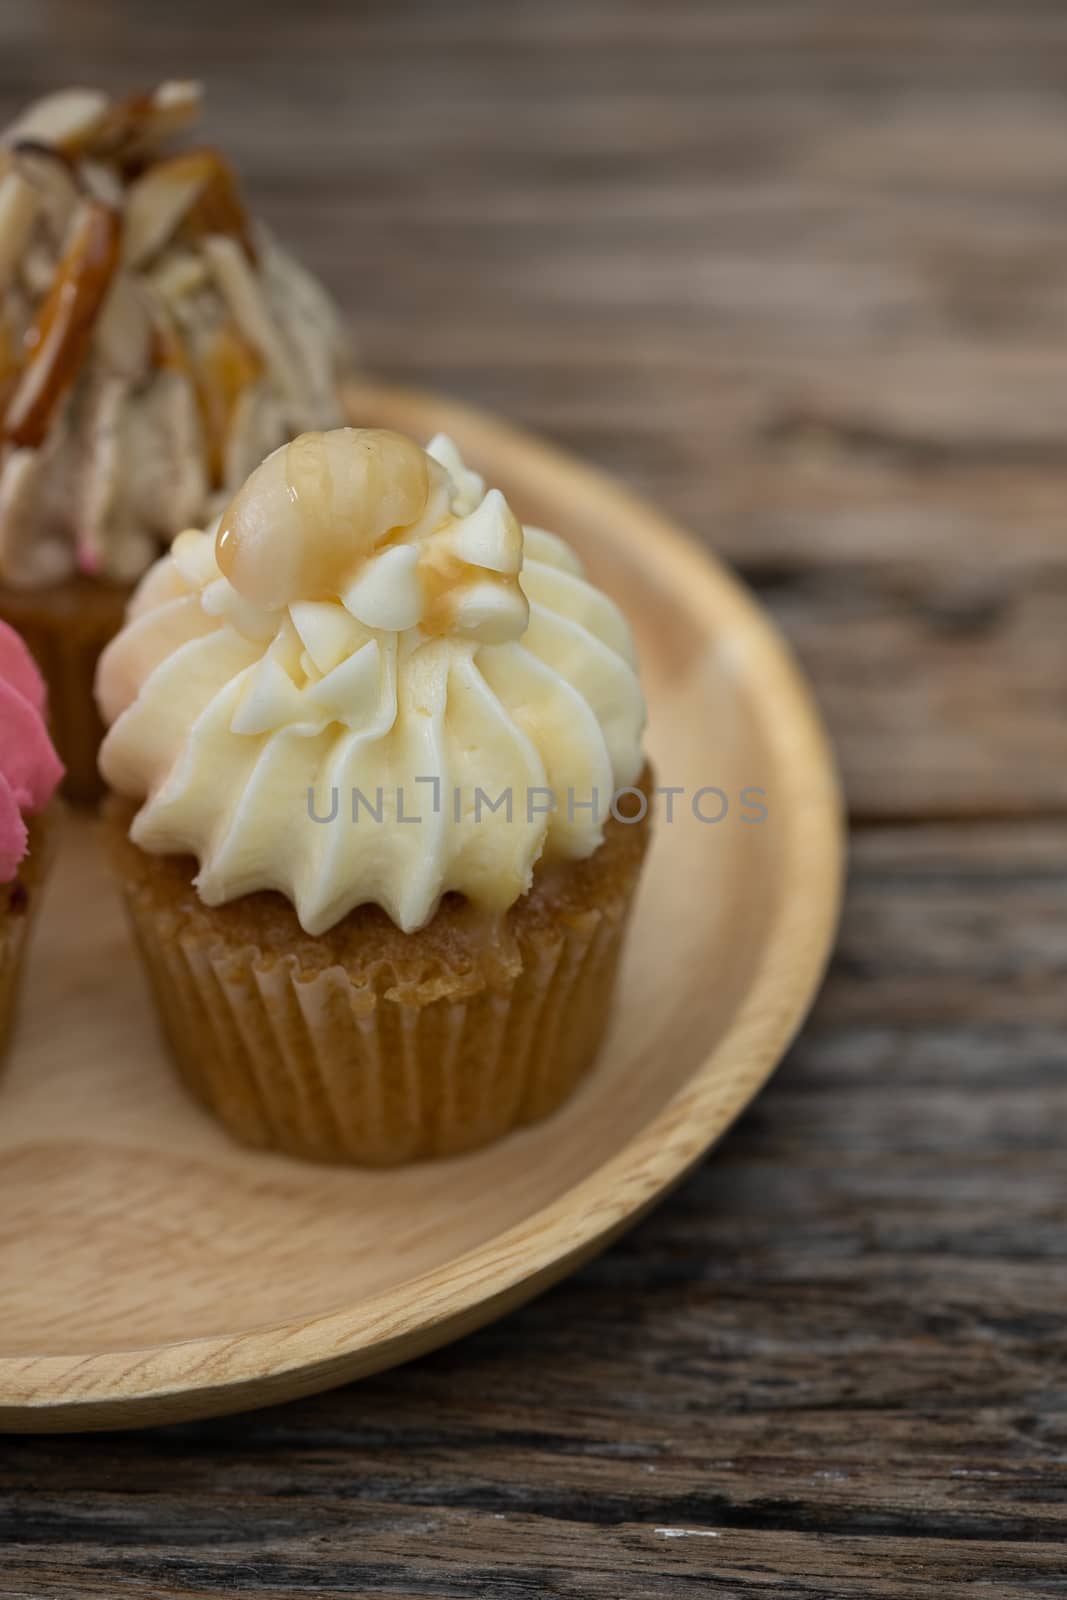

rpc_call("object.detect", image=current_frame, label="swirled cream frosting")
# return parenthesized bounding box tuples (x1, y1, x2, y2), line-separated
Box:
(96, 428, 646, 933)
(0, 619, 63, 880)
(0, 82, 345, 589)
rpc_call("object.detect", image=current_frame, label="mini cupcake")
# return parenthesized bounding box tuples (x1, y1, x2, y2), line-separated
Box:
(0, 82, 348, 799)
(96, 428, 650, 1164)
(0, 619, 64, 1054)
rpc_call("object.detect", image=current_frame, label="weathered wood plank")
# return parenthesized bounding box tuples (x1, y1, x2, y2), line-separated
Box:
(2, 821, 1064, 1591)
(3, 6, 1067, 821)
(1, 1518, 1065, 1600)
(0, 1, 1063, 1593)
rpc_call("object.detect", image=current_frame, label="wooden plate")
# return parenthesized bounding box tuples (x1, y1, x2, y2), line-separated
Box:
(0, 384, 844, 1431)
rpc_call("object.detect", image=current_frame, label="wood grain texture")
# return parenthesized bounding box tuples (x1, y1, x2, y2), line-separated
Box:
(0, 387, 842, 1430)
(2, 827, 1064, 1595)
(0, 0, 1065, 1595)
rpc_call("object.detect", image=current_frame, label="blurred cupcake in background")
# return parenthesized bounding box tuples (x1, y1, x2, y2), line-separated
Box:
(0, 619, 63, 1056)
(0, 81, 349, 799)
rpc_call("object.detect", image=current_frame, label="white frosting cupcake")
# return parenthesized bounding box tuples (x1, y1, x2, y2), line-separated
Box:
(98, 428, 646, 933)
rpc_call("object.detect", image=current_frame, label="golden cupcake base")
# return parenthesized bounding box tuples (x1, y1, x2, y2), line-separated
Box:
(103, 773, 653, 1166)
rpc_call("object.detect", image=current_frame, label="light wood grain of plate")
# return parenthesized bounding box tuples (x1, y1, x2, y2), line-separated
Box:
(0, 383, 844, 1431)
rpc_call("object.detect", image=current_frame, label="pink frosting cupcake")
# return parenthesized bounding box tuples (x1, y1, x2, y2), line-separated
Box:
(0, 619, 63, 1052)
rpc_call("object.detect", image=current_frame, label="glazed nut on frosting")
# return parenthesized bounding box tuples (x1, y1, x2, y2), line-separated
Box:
(96, 428, 646, 935)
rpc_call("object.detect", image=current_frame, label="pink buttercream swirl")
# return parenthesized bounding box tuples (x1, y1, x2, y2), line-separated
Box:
(0, 621, 63, 882)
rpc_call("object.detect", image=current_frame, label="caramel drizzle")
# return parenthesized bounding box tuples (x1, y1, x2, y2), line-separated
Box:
(3, 200, 119, 449)
(180, 148, 258, 266)
(54, 87, 196, 173)
(53, 90, 156, 163)
(191, 322, 263, 488)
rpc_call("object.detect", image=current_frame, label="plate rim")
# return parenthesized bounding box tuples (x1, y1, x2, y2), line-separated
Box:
(0, 382, 845, 1430)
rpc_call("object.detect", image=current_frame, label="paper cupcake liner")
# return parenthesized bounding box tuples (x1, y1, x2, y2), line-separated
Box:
(120, 890, 629, 1165)
(0, 579, 131, 804)
(105, 764, 652, 1165)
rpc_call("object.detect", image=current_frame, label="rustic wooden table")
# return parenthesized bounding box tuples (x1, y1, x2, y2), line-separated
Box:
(2, 2, 1065, 1594)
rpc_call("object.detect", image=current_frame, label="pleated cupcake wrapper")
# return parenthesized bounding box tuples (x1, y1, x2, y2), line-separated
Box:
(121, 886, 630, 1166)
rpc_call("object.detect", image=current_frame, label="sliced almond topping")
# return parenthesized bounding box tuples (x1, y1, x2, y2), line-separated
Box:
(76, 372, 126, 575)
(93, 270, 153, 378)
(3, 88, 111, 154)
(124, 145, 257, 269)
(122, 148, 219, 268)
(3, 200, 120, 448)
(0, 168, 38, 292)
(153, 80, 203, 122)
(21, 241, 58, 298)
(182, 148, 258, 264)
(80, 157, 125, 209)
(149, 248, 209, 306)
(108, 81, 202, 160)
(147, 306, 190, 373)
(191, 320, 263, 487)
(203, 234, 301, 410)
(2, 81, 203, 170)
(10, 140, 79, 244)
(74, 80, 203, 166)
